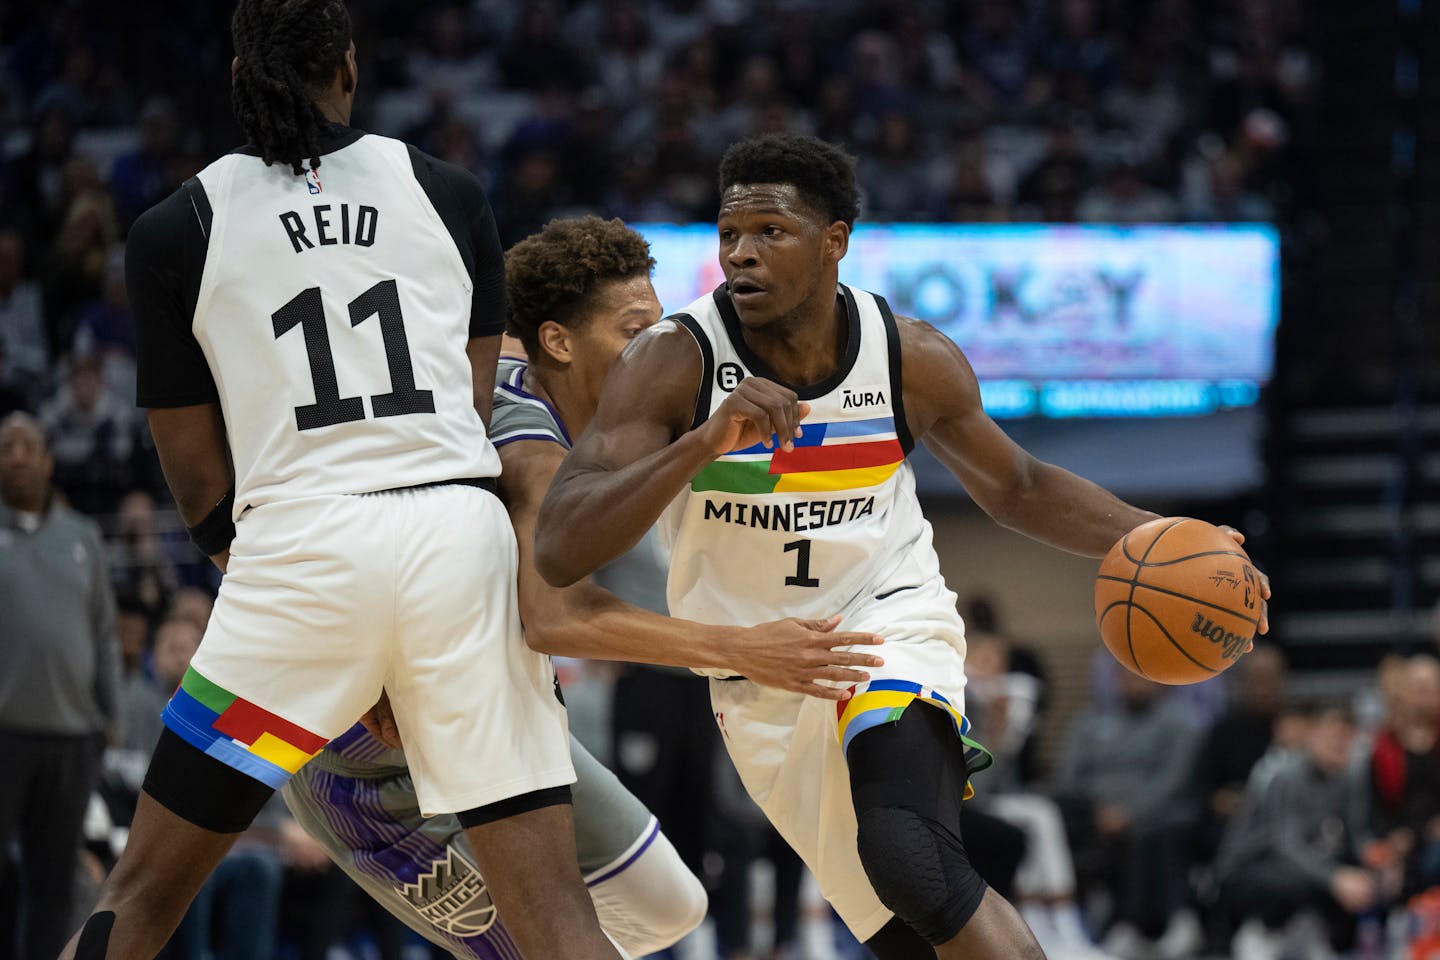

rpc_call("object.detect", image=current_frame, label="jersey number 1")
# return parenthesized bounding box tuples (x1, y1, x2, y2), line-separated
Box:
(272, 279, 435, 431)
(783, 538, 820, 588)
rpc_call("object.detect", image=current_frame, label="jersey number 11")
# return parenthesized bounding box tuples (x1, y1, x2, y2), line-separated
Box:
(272, 278, 435, 431)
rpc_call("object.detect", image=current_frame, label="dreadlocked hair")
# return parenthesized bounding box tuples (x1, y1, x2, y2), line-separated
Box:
(231, 0, 352, 176)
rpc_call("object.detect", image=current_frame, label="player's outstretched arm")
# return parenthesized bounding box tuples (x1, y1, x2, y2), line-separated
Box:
(900, 317, 1159, 558)
(506, 440, 883, 699)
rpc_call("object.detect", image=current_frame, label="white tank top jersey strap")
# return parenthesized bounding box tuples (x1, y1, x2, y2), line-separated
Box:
(189, 133, 499, 513)
(658, 283, 961, 655)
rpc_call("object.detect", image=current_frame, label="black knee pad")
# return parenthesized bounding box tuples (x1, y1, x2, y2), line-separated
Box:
(143, 727, 275, 833)
(855, 805, 988, 945)
(864, 915, 939, 959)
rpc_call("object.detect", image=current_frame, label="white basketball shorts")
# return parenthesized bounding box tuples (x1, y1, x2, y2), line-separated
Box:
(163, 482, 573, 816)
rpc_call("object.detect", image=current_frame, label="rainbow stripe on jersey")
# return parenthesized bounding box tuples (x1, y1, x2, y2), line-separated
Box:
(836, 679, 993, 798)
(691, 416, 904, 495)
(162, 667, 328, 788)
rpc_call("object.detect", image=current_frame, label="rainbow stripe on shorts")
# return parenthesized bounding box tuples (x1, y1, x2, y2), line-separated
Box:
(836, 679, 993, 798)
(691, 416, 904, 495)
(162, 667, 328, 788)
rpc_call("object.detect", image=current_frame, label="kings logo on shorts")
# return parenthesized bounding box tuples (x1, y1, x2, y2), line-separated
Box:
(400, 847, 498, 937)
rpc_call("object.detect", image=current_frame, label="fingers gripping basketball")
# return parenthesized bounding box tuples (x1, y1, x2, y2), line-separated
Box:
(1095, 517, 1261, 685)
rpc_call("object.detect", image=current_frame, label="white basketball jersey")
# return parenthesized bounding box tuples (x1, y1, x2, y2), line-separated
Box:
(659, 285, 952, 649)
(190, 134, 498, 511)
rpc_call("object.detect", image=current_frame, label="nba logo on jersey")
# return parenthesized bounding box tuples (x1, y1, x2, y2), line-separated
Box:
(305, 167, 323, 194)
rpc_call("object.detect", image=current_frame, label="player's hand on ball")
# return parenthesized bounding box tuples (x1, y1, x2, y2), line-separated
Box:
(359, 689, 402, 748)
(736, 615, 884, 700)
(1218, 525, 1272, 637)
(701, 376, 811, 454)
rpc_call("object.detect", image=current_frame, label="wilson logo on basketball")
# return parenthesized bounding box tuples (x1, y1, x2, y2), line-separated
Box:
(1189, 613, 1248, 661)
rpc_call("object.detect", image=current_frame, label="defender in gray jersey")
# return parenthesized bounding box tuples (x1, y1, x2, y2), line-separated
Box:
(283, 219, 888, 957)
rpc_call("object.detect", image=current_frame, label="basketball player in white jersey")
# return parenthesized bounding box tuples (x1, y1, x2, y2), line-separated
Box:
(535, 135, 1272, 959)
(281, 216, 886, 958)
(61, 4, 619, 958)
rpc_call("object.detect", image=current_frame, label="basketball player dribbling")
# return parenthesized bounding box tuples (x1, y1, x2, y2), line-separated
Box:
(282, 216, 885, 958)
(62, 3, 622, 957)
(536, 135, 1272, 959)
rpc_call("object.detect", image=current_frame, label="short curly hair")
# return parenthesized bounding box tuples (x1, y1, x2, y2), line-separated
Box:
(505, 217, 656, 359)
(718, 134, 861, 227)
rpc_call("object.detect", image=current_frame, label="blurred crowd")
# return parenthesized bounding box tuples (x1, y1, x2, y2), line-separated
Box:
(0, 1, 1392, 959)
(0, 0, 1319, 453)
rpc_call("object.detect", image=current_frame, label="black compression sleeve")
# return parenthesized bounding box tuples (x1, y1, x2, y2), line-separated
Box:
(130, 183, 218, 408)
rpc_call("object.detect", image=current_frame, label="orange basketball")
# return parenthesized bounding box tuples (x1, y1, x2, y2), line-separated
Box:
(1095, 517, 1260, 685)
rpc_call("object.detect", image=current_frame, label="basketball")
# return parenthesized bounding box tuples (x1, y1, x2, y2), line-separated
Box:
(1095, 517, 1261, 685)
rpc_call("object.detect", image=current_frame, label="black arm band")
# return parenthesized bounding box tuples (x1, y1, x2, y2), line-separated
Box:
(187, 490, 236, 556)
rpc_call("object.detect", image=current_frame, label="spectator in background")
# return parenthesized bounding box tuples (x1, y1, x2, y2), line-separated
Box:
(0, 412, 120, 960)
(594, 1, 664, 112)
(110, 488, 179, 617)
(1055, 668, 1204, 960)
(858, 111, 931, 219)
(166, 585, 216, 633)
(499, 1, 588, 91)
(11, 104, 77, 246)
(931, 126, 1005, 222)
(1077, 158, 1178, 223)
(117, 616, 197, 756)
(40, 165, 119, 351)
(72, 247, 137, 402)
(959, 0, 1041, 115)
(1017, 114, 1091, 221)
(0, 339, 28, 418)
(1181, 147, 1276, 222)
(1370, 655, 1440, 898)
(1090, 645, 1229, 730)
(0, 229, 48, 406)
(38, 352, 133, 515)
(112, 593, 164, 753)
(1193, 643, 1288, 859)
(1216, 704, 1374, 960)
(109, 97, 179, 230)
(1042, 0, 1117, 93)
(1100, 50, 1186, 161)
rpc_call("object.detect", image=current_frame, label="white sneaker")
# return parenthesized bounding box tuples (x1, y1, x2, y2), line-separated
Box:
(1100, 922, 1155, 960)
(1154, 909, 1203, 960)
(1231, 919, 1281, 960)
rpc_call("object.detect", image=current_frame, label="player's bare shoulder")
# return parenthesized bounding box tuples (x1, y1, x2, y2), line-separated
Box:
(600, 317, 707, 435)
(892, 312, 983, 436)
